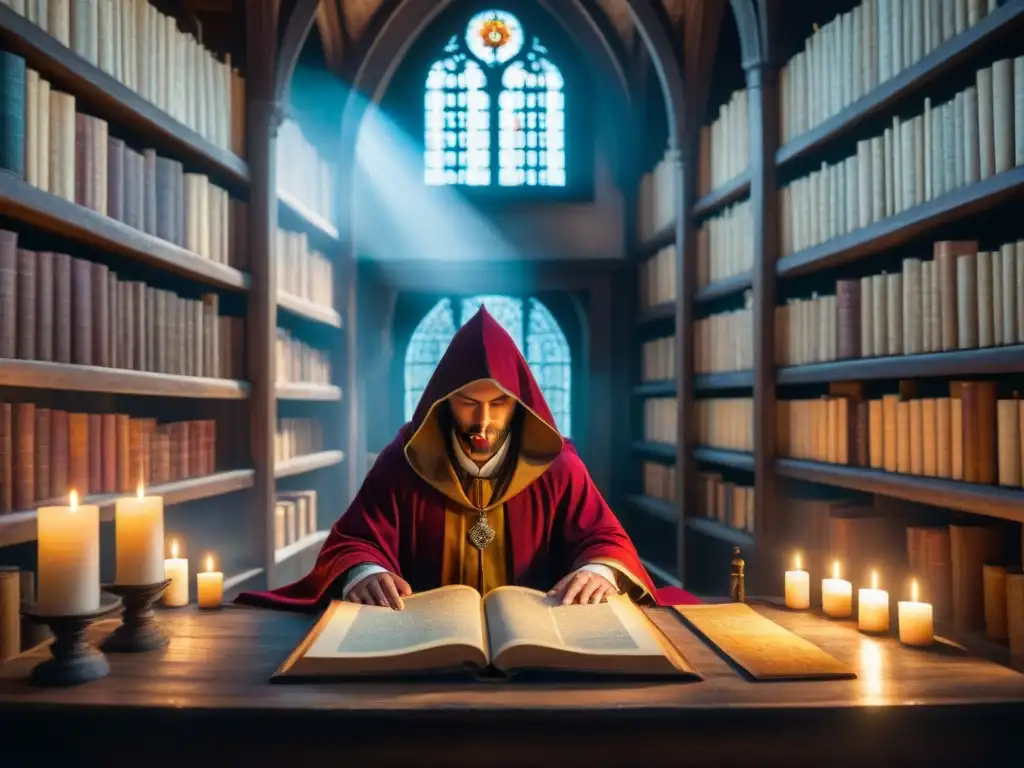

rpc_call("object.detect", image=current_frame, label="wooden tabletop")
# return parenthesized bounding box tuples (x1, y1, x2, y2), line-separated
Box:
(1, 602, 1022, 765)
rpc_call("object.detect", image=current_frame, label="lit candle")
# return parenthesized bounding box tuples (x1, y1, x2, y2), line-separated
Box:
(37, 491, 100, 615)
(858, 569, 890, 633)
(898, 578, 934, 646)
(196, 555, 223, 609)
(822, 560, 853, 618)
(163, 539, 189, 607)
(115, 482, 165, 585)
(785, 552, 810, 609)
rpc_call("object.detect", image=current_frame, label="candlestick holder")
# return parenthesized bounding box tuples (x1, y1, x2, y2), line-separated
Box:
(21, 594, 123, 687)
(100, 579, 172, 653)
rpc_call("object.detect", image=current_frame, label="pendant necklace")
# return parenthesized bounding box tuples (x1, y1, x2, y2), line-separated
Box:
(467, 511, 496, 550)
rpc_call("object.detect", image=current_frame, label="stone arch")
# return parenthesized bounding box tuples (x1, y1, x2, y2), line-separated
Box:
(728, 0, 763, 71)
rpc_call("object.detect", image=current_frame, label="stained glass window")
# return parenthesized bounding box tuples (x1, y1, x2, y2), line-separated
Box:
(423, 10, 566, 188)
(404, 295, 572, 436)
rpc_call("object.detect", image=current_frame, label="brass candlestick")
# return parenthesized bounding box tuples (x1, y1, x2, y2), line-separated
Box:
(21, 594, 123, 687)
(100, 579, 172, 653)
(730, 546, 746, 603)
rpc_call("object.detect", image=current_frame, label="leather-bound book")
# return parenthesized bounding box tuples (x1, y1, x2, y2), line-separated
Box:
(123, 148, 141, 230)
(836, 279, 861, 359)
(0, 230, 16, 359)
(950, 524, 1002, 631)
(960, 380, 998, 484)
(34, 407, 50, 502)
(13, 403, 35, 510)
(115, 414, 130, 492)
(87, 413, 102, 493)
(0, 50, 26, 178)
(67, 413, 89, 495)
(131, 282, 146, 370)
(16, 249, 36, 360)
(128, 419, 145, 490)
(107, 136, 125, 221)
(74, 114, 93, 210)
(70, 257, 92, 365)
(52, 253, 72, 364)
(0, 403, 12, 514)
(155, 156, 175, 243)
(89, 117, 107, 215)
(142, 148, 158, 236)
(35, 251, 53, 362)
(906, 525, 952, 623)
(108, 271, 119, 369)
(100, 413, 116, 493)
(49, 410, 68, 498)
(90, 262, 109, 367)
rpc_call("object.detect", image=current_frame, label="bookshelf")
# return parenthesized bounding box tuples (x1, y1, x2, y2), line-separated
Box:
(627, 0, 1024, 658)
(0, 2, 354, 614)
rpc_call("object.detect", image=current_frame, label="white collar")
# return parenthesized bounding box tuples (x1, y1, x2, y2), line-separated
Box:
(451, 430, 511, 478)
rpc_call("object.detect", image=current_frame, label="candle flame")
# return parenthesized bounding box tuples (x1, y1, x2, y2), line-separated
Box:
(205, 555, 214, 573)
(871, 570, 878, 590)
(832, 560, 840, 579)
(911, 578, 919, 603)
(794, 552, 802, 571)
(170, 539, 179, 559)
(137, 480, 145, 499)
(69, 490, 78, 510)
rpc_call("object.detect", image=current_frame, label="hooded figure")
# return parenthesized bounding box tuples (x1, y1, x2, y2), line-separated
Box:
(238, 307, 699, 610)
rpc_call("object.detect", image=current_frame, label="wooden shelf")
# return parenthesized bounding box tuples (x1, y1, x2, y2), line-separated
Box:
(274, 530, 330, 565)
(277, 292, 343, 328)
(693, 447, 756, 471)
(632, 222, 675, 261)
(274, 450, 345, 479)
(692, 174, 751, 219)
(630, 441, 676, 462)
(776, 166, 1024, 279)
(776, 0, 1024, 169)
(774, 458, 1024, 524)
(278, 190, 340, 244)
(632, 380, 676, 397)
(275, 383, 343, 401)
(634, 301, 675, 326)
(0, 4, 249, 186)
(686, 516, 755, 547)
(694, 272, 753, 303)
(0, 173, 250, 291)
(777, 346, 1024, 385)
(0, 469, 255, 548)
(625, 494, 677, 524)
(0, 358, 249, 398)
(694, 371, 754, 392)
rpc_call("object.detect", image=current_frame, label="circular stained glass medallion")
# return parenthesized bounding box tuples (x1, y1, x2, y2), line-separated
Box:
(466, 10, 523, 66)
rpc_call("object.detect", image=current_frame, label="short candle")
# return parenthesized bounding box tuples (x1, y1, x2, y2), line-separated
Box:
(898, 579, 933, 646)
(37, 491, 100, 615)
(196, 555, 223, 609)
(114, 482, 165, 585)
(163, 539, 189, 607)
(785, 553, 810, 610)
(822, 560, 853, 618)
(858, 570, 890, 633)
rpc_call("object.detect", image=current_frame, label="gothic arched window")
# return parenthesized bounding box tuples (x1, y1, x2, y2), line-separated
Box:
(423, 9, 567, 188)
(404, 295, 572, 436)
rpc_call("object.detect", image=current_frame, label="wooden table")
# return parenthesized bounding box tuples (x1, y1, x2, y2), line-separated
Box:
(1, 602, 1022, 767)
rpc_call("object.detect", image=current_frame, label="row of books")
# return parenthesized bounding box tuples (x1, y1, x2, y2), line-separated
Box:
(638, 245, 675, 310)
(275, 328, 331, 386)
(695, 294, 753, 374)
(0, 231, 245, 379)
(777, 241, 1024, 365)
(789, 493, 1015, 634)
(275, 228, 335, 311)
(779, 0, 1003, 143)
(780, 58, 1024, 256)
(2, 0, 245, 155)
(642, 397, 677, 446)
(695, 471, 755, 535)
(695, 198, 753, 290)
(277, 119, 336, 228)
(274, 418, 325, 464)
(697, 88, 749, 197)
(776, 383, 1024, 487)
(636, 149, 677, 243)
(274, 489, 320, 552)
(694, 398, 754, 453)
(640, 335, 675, 382)
(0, 402, 216, 513)
(0, 51, 247, 268)
(642, 460, 676, 504)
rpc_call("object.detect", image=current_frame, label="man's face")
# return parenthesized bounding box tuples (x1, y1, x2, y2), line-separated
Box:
(448, 379, 517, 461)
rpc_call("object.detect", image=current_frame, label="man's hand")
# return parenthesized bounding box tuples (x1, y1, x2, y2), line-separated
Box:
(548, 570, 618, 605)
(345, 571, 412, 610)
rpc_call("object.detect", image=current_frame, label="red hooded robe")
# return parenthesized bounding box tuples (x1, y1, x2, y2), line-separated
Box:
(238, 307, 699, 609)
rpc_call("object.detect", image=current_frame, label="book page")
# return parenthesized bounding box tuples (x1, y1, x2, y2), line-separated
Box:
(302, 585, 486, 661)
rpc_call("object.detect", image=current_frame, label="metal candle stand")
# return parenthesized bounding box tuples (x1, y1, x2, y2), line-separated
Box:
(21, 594, 123, 687)
(100, 579, 172, 653)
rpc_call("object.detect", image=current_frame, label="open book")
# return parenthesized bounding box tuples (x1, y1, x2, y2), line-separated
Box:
(274, 585, 700, 680)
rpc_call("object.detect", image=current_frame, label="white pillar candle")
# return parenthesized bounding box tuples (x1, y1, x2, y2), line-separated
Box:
(196, 555, 223, 609)
(858, 570, 890, 633)
(898, 579, 934, 646)
(822, 560, 853, 618)
(114, 483, 165, 585)
(163, 539, 189, 607)
(785, 553, 810, 609)
(37, 491, 100, 616)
